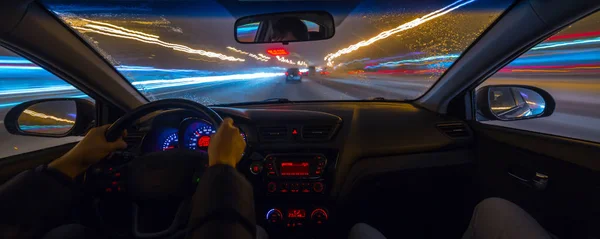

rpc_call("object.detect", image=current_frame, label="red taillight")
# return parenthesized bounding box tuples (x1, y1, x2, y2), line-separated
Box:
(285, 72, 289, 76)
(299, 72, 302, 75)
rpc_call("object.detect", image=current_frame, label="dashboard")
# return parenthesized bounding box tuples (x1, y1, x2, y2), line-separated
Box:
(124, 103, 471, 238)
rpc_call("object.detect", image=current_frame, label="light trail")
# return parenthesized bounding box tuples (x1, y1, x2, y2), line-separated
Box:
(72, 19, 245, 62)
(532, 37, 600, 50)
(323, 0, 476, 66)
(0, 85, 76, 96)
(258, 54, 271, 60)
(79, 18, 159, 39)
(131, 72, 284, 90)
(547, 31, 600, 41)
(22, 109, 75, 124)
(276, 56, 307, 67)
(364, 54, 460, 69)
(226, 46, 270, 62)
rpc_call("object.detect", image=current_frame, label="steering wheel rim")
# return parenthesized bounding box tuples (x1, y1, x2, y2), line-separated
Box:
(105, 98, 223, 142)
(96, 99, 224, 238)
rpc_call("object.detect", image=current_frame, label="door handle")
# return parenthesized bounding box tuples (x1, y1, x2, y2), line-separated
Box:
(507, 171, 549, 190)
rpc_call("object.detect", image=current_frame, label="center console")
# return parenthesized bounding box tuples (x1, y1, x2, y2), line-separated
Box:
(244, 152, 336, 237)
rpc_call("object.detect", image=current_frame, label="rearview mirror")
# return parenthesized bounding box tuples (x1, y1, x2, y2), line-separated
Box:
(476, 85, 555, 121)
(4, 98, 95, 137)
(235, 11, 335, 44)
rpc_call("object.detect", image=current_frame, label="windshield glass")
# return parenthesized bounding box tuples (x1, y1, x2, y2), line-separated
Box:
(43, 0, 512, 105)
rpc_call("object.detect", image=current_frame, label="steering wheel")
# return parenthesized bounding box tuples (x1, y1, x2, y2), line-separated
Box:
(87, 99, 223, 238)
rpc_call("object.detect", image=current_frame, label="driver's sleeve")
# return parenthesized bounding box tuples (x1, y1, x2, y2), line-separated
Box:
(187, 164, 256, 239)
(0, 165, 80, 239)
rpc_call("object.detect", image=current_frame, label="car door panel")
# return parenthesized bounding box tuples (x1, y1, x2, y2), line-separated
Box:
(470, 122, 600, 238)
(0, 142, 77, 184)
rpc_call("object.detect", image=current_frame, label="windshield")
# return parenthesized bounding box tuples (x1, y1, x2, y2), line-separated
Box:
(43, 0, 512, 105)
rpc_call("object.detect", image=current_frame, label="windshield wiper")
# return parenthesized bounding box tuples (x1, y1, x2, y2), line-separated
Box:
(364, 97, 406, 101)
(212, 98, 293, 107)
(368, 97, 387, 101)
(263, 98, 293, 103)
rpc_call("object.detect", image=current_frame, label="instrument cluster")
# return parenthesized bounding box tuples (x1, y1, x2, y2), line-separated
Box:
(155, 118, 247, 152)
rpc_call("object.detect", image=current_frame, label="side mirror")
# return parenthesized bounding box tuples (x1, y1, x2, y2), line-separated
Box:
(476, 85, 555, 121)
(235, 11, 335, 44)
(4, 98, 95, 137)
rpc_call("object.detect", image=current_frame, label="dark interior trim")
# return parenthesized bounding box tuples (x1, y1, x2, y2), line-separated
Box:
(469, 122, 600, 171)
(337, 149, 473, 200)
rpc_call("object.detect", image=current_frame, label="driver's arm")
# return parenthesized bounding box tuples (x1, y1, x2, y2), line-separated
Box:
(0, 125, 126, 239)
(186, 118, 255, 239)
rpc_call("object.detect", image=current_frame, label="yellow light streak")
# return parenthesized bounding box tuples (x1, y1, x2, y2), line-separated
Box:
(226, 47, 270, 62)
(491, 106, 513, 111)
(80, 18, 160, 39)
(323, 0, 476, 66)
(258, 54, 271, 60)
(73, 20, 245, 62)
(22, 110, 75, 124)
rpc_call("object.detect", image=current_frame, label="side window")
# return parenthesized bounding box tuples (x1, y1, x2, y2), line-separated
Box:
(0, 46, 92, 158)
(477, 12, 600, 143)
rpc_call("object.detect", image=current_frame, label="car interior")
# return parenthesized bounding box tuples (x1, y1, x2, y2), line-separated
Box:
(0, 0, 599, 239)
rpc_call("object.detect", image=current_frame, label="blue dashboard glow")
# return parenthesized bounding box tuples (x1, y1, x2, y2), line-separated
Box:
(159, 130, 178, 151)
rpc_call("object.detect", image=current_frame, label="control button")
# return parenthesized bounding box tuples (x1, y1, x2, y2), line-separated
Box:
(250, 162, 263, 175)
(311, 208, 328, 224)
(266, 209, 283, 224)
(267, 182, 277, 193)
(313, 182, 324, 193)
(280, 183, 289, 193)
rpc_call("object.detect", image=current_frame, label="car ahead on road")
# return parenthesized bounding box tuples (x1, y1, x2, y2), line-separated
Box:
(0, 1, 599, 239)
(308, 66, 317, 76)
(285, 68, 302, 81)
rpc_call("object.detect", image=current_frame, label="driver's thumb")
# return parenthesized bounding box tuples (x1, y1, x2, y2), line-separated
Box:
(109, 138, 128, 151)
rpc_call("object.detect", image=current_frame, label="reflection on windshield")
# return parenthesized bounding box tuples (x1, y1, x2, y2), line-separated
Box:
(35, 0, 513, 104)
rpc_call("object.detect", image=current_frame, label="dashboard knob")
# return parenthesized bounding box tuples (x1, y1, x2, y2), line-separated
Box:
(313, 182, 324, 193)
(267, 182, 277, 193)
(250, 162, 263, 175)
(310, 208, 328, 224)
(266, 209, 283, 224)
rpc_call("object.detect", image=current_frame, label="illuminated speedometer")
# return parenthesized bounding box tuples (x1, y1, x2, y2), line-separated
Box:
(183, 120, 247, 152)
(187, 123, 216, 151)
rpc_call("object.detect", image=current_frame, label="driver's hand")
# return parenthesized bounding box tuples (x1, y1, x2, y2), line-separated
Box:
(49, 124, 127, 179)
(208, 118, 246, 168)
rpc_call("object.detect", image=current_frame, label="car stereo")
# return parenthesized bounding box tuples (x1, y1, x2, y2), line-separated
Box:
(263, 154, 326, 179)
(248, 153, 329, 194)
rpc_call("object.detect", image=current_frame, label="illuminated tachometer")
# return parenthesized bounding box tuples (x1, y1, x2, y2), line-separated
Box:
(162, 132, 178, 151)
(187, 123, 216, 151)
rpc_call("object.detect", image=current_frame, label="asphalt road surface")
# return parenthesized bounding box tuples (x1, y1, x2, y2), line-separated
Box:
(0, 74, 598, 158)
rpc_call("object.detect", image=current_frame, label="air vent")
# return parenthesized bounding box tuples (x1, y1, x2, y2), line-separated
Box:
(302, 125, 334, 140)
(259, 126, 288, 142)
(123, 131, 145, 149)
(436, 122, 470, 138)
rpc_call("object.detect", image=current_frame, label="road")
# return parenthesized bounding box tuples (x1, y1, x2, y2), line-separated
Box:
(0, 74, 598, 158)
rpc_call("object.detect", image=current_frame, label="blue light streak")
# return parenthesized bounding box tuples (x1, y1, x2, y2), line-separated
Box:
(365, 54, 460, 69)
(532, 37, 600, 50)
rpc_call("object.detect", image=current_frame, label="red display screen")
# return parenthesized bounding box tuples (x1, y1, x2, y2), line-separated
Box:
(280, 162, 310, 176)
(197, 136, 211, 147)
(287, 209, 306, 218)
